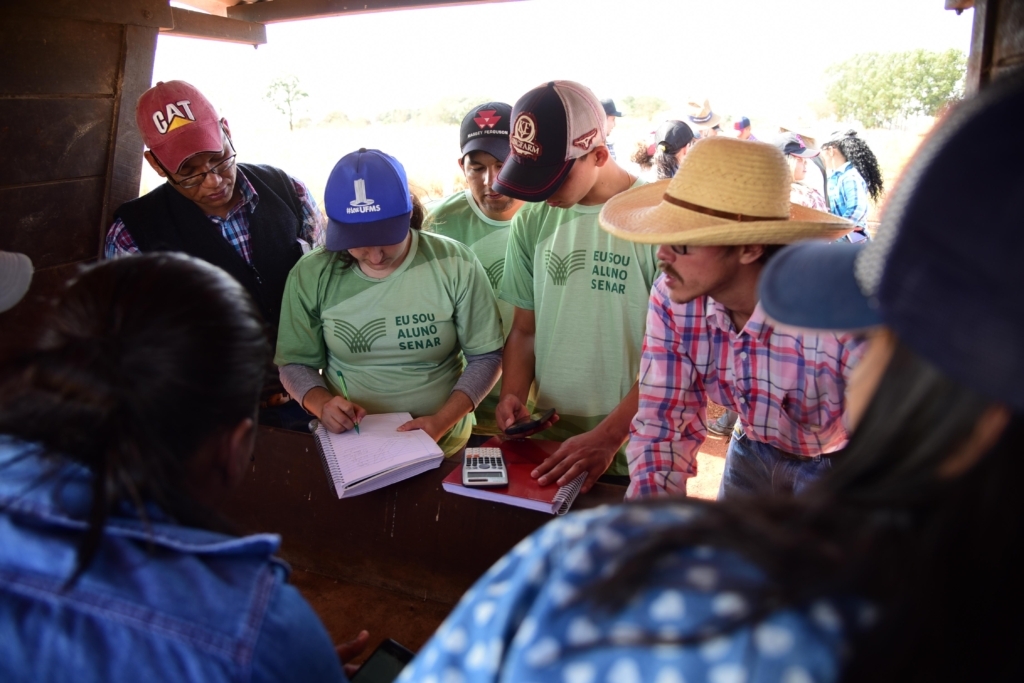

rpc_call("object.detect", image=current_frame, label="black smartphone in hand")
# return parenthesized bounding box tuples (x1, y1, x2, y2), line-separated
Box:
(504, 407, 556, 436)
(349, 639, 414, 683)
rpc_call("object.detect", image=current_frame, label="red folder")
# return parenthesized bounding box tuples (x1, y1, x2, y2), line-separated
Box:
(442, 438, 587, 515)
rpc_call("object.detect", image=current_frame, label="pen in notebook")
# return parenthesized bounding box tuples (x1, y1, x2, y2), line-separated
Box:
(336, 371, 360, 434)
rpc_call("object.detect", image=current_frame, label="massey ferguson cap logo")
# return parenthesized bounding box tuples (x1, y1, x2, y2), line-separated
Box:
(573, 128, 599, 151)
(511, 112, 542, 159)
(473, 110, 502, 129)
(152, 100, 197, 135)
(346, 178, 382, 214)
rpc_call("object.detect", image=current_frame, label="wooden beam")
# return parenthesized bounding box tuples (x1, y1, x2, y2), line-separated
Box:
(1, 0, 172, 28)
(162, 7, 267, 45)
(945, 0, 975, 10)
(227, 0, 520, 24)
(173, 0, 232, 17)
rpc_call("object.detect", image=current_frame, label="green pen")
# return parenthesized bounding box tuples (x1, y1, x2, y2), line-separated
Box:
(336, 371, 360, 434)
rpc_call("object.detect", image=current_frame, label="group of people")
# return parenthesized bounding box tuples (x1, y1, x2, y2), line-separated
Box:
(1, 70, 1022, 682)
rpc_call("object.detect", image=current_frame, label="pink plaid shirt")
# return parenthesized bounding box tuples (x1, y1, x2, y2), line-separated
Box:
(626, 275, 865, 499)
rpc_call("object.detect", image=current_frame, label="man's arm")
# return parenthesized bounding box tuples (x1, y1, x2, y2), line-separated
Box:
(625, 282, 707, 499)
(495, 306, 541, 430)
(104, 218, 141, 259)
(533, 381, 639, 494)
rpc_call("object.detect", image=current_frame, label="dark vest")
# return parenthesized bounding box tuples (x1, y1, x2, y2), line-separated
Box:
(114, 163, 305, 331)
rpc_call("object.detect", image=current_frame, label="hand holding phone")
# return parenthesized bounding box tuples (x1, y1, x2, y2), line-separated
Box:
(349, 639, 414, 683)
(503, 407, 557, 436)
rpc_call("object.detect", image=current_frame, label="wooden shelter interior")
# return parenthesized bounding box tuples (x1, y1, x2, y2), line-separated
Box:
(0, 0, 1022, 664)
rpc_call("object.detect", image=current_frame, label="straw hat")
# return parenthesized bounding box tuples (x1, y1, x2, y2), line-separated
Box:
(599, 137, 853, 246)
(685, 98, 722, 130)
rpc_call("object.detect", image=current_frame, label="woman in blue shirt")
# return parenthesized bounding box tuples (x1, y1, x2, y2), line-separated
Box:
(0, 254, 355, 683)
(821, 130, 884, 242)
(402, 72, 1024, 683)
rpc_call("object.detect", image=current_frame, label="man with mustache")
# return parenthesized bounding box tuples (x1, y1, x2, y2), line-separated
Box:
(598, 137, 865, 499)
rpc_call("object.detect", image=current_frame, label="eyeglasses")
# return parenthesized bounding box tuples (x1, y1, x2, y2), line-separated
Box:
(670, 244, 689, 255)
(156, 135, 237, 189)
(174, 153, 237, 188)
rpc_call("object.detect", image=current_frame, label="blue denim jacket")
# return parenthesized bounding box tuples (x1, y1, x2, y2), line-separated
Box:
(0, 439, 347, 683)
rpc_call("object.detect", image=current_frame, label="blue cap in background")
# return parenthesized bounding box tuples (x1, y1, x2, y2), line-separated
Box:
(324, 148, 413, 251)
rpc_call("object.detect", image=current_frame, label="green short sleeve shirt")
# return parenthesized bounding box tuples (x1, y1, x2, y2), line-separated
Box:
(275, 229, 504, 455)
(427, 189, 520, 435)
(499, 179, 659, 474)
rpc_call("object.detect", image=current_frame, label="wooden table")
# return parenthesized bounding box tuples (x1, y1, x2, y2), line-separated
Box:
(222, 427, 627, 649)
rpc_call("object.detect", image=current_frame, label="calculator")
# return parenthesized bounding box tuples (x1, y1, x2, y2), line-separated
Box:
(462, 447, 509, 487)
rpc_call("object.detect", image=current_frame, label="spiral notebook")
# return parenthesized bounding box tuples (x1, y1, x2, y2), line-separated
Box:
(313, 412, 444, 499)
(442, 438, 587, 515)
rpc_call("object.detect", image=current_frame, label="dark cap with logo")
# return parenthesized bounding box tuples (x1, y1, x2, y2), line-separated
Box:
(460, 102, 513, 161)
(493, 80, 607, 202)
(772, 132, 819, 158)
(323, 148, 413, 252)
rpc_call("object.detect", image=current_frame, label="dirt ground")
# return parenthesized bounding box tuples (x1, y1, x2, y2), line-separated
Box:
(687, 402, 729, 500)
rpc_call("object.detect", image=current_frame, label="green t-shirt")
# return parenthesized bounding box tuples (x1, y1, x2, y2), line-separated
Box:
(499, 179, 658, 475)
(275, 229, 504, 455)
(426, 189, 524, 435)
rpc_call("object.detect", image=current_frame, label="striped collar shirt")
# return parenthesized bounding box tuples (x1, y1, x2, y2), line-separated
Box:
(626, 275, 865, 499)
(104, 169, 324, 262)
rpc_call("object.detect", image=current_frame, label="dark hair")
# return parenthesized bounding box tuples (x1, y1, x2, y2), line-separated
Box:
(823, 131, 884, 203)
(334, 193, 426, 268)
(630, 144, 680, 180)
(587, 339, 1024, 681)
(0, 254, 270, 582)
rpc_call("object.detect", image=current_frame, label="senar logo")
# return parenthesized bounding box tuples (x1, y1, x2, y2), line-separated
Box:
(485, 259, 505, 290)
(544, 249, 587, 286)
(152, 100, 197, 135)
(333, 318, 387, 353)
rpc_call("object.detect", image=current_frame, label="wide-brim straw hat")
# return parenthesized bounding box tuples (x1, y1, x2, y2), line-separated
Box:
(685, 98, 722, 130)
(600, 137, 853, 245)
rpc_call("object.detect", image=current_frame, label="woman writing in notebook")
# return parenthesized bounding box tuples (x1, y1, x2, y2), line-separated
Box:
(275, 149, 504, 456)
(0, 254, 362, 681)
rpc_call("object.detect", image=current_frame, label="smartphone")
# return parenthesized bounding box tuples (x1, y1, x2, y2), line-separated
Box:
(503, 407, 556, 436)
(349, 639, 414, 683)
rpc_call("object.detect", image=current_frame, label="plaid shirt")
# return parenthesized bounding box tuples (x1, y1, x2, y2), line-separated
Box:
(826, 161, 869, 229)
(791, 182, 828, 212)
(104, 169, 324, 262)
(626, 276, 865, 499)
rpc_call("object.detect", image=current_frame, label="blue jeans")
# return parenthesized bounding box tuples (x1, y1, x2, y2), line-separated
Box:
(718, 428, 834, 500)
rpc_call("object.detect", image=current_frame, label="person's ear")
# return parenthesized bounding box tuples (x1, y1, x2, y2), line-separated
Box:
(144, 151, 167, 178)
(220, 117, 232, 140)
(738, 244, 765, 265)
(458, 155, 466, 172)
(939, 405, 1011, 478)
(593, 145, 610, 167)
(220, 416, 256, 488)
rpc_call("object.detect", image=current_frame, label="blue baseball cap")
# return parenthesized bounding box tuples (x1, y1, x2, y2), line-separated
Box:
(324, 148, 413, 251)
(759, 73, 1024, 410)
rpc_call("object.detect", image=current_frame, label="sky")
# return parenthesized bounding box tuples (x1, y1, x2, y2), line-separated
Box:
(156, 0, 975, 128)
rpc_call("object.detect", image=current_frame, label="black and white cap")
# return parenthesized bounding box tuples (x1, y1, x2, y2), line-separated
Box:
(493, 81, 607, 202)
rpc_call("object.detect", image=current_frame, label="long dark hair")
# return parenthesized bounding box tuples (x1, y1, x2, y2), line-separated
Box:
(589, 339, 1023, 681)
(333, 193, 426, 268)
(0, 254, 270, 582)
(823, 131, 884, 203)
